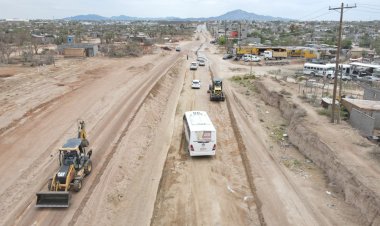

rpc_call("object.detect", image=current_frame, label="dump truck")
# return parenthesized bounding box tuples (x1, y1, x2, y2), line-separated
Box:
(264, 50, 287, 60)
(36, 120, 92, 208)
(208, 78, 225, 101)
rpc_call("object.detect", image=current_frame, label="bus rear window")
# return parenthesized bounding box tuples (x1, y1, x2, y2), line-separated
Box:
(196, 131, 212, 141)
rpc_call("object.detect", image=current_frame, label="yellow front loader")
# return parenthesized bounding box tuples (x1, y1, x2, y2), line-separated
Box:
(36, 120, 93, 208)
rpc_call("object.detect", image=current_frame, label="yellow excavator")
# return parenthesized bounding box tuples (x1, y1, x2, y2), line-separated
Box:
(36, 120, 93, 208)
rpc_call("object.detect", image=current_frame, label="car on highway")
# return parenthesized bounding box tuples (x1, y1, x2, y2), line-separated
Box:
(191, 80, 201, 89)
(190, 62, 198, 70)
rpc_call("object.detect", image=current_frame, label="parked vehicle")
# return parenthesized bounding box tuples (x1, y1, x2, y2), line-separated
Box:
(327, 73, 352, 81)
(191, 80, 201, 89)
(263, 50, 287, 60)
(183, 111, 216, 156)
(373, 68, 380, 77)
(222, 54, 233, 60)
(303, 63, 334, 77)
(190, 62, 198, 70)
(175, 46, 181, 51)
(341, 75, 352, 81)
(361, 76, 380, 82)
(244, 55, 261, 62)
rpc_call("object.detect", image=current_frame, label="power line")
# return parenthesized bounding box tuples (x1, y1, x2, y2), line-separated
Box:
(307, 11, 334, 21)
(356, 9, 380, 14)
(296, 6, 328, 21)
(360, 3, 380, 8)
(360, 5, 380, 11)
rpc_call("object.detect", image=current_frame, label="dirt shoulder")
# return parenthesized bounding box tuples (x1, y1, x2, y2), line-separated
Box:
(256, 77, 380, 225)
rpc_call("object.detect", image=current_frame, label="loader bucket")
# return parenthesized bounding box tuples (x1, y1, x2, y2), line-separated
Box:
(36, 191, 70, 208)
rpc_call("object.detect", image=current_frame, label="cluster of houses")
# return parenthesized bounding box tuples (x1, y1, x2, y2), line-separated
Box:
(207, 20, 380, 61)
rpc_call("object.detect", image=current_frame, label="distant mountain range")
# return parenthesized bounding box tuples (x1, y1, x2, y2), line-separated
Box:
(64, 9, 290, 21)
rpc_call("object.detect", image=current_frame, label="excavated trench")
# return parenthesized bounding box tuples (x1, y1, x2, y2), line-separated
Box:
(255, 81, 380, 226)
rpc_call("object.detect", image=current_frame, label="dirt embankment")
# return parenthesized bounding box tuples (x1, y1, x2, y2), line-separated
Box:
(255, 81, 380, 225)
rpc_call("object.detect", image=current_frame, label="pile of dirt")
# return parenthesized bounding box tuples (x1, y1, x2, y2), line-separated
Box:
(255, 80, 380, 225)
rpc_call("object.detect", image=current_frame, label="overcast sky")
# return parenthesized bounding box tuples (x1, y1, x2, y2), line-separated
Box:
(1, 0, 379, 21)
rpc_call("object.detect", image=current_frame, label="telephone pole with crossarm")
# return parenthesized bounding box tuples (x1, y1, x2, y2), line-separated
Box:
(329, 3, 356, 123)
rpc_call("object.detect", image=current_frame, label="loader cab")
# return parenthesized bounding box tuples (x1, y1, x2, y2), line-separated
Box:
(212, 78, 223, 90)
(59, 138, 90, 169)
(62, 151, 78, 166)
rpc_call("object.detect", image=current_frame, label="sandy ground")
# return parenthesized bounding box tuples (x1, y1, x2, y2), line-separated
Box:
(0, 24, 377, 226)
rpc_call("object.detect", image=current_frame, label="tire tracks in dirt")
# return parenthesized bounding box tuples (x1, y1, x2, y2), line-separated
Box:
(4, 54, 181, 226)
(68, 57, 184, 226)
(151, 61, 262, 225)
(0, 64, 104, 137)
(2, 61, 163, 226)
(150, 68, 189, 225)
(224, 83, 332, 225)
(210, 62, 266, 225)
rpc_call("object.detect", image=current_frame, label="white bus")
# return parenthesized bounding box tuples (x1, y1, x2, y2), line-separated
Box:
(303, 63, 335, 77)
(183, 111, 216, 156)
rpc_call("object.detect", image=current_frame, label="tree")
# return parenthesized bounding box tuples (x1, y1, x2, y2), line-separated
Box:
(359, 33, 371, 48)
(341, 39, 352, 49)
(0, 42, 16, 63)
(31, 37, 42, 55)
(289, 24, 298, 33)
(218, 36, 226, 45)
(13, 29, 29, 46)
(104, 32, 115, 44)
(372, 38, 380, 55)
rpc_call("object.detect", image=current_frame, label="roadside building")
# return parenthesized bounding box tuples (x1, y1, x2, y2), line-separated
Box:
(342, 97, 380, 136)
(349, 47, 375, 59)
(58, 43, 98, 57)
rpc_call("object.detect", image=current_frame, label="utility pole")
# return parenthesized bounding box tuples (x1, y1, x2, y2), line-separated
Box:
(329, 3, 356, 123)
(224, 22, 228, 53)
(239, 22, 242, 49)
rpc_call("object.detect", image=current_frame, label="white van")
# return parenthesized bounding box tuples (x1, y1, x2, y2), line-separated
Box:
(183, 111, 216, 156)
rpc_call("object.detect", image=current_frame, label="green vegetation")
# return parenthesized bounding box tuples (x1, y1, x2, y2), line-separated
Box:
(230, 74, 257, 93)
(270, 126, 286, 141)
(341, 39, 353, 49)
(317, 108, 331, 116)
(218, 36, 226, 45)
(373, 38, 380, 55)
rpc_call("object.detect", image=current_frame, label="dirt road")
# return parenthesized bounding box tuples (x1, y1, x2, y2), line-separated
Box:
(0, 24, 371, 226)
